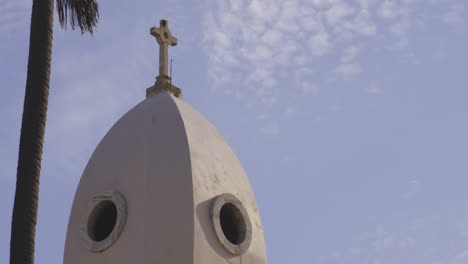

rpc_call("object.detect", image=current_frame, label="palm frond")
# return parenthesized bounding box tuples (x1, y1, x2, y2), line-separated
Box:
(57, 0, 99, 34)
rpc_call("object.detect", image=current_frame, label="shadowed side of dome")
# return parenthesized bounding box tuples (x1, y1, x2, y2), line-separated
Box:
(64, 93, 194, 264)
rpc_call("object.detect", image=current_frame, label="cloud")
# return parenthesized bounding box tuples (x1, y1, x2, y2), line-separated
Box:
(456, 250, 468, 260)
(248, 0, 279, 22)
(378, 0, 401, 19)
(334, 62, 362, 78)
(201, 0, 465, 120)
(325, 2, 355, 26)
(376, 0, 413, 49)
(342, 9, 377, 37)
(366, 82, 383, 94)
(309, 30, 332, 56)
(442, 2, 465, 27)
(203, 0, 368, 109)
(341, 44, 363, 62)
(389, 18, 411, 48)
(372, 231, 394, 251)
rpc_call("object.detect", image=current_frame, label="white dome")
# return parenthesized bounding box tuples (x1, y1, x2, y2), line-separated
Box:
(63, 92, 267, 263)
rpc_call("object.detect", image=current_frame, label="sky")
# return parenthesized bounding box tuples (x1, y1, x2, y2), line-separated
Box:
(1, 0, 468, 263)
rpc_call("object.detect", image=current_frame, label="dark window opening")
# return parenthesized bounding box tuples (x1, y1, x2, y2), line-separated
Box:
(219, 203, 247, 245)
(87, 200, 117, 242)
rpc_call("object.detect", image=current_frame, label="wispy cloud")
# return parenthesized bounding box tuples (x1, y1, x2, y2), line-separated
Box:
(378, 0, 403, 19)
(365, 82, 383, 95)
(203, 0, 461, 110)
(442, 2, 465, 27)
(203, 0, 372, 109)
(334, 62, 362, 79)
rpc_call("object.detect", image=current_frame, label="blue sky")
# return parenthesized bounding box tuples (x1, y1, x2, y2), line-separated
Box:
(1, 0, 468, 263)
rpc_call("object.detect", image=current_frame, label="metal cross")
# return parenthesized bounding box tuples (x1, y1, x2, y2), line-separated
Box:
(150, 19, 177, 82)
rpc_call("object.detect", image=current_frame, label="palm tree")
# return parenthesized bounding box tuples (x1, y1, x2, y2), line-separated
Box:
(10, 0, 99, 263)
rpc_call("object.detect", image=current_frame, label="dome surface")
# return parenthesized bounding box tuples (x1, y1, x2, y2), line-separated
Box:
(63, 92, 267, 263)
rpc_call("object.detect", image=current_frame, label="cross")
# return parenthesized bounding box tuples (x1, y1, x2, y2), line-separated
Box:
(146, 19, 182, 98)
(150, 19, 177, 83)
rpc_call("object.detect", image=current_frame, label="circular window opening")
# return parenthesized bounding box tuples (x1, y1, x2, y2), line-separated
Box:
(87, 200, 117, 242)
(80, 191, 127, 252)
(220, 203, 247, 245)
(211, 193, 252, 255)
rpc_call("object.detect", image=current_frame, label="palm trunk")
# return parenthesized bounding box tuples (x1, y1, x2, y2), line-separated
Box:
(10, 0, 54, 263)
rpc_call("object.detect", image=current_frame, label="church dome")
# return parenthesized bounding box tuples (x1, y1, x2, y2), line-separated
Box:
(63, 92, 267, 263)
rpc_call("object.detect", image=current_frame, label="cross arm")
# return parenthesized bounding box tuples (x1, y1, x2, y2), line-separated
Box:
(150, 27, 163, 44)
(168, 36, 177, 46)
(150, 27, 177, 46)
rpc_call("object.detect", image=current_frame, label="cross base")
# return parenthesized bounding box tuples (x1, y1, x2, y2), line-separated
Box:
(146, 76, 182, 98)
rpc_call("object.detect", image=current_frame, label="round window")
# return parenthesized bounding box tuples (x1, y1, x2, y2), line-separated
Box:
(211, 194, 252, 255)
(80, 191, 127, 252)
